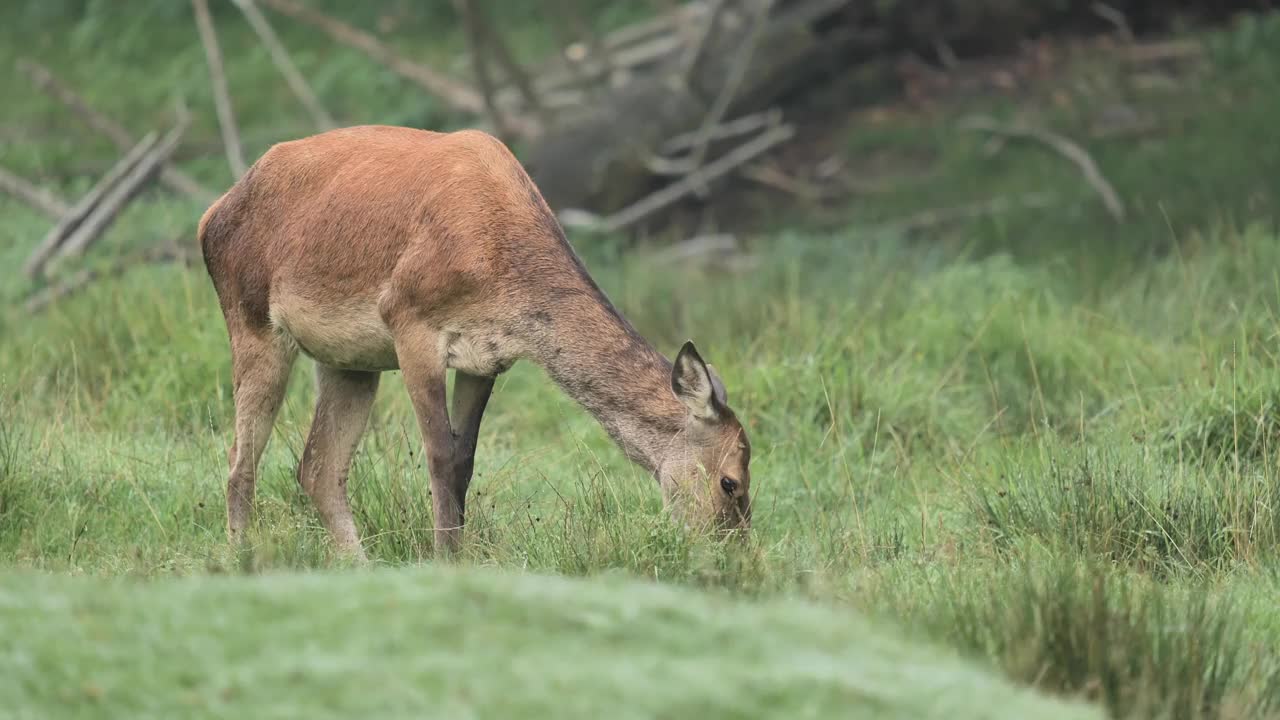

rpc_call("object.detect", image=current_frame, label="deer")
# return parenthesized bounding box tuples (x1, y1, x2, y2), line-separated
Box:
(198, 125, 752, 559)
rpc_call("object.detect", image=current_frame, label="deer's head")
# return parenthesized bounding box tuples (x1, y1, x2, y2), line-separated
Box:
(658, 341, 752, 533)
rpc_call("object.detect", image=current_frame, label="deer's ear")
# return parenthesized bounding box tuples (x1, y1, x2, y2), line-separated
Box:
(672, 341, 722, 421)
(706, 363, 728, 406)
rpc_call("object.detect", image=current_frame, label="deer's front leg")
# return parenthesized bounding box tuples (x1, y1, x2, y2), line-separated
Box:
(449, 371, 495, 499)
(392, 324, 464, 555)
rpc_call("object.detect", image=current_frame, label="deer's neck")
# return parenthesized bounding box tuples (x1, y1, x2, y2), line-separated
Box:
(530, 293, 686, 474)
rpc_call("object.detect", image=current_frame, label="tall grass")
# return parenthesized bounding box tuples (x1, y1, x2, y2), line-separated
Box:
(973, 445, 1280, 576)
(884, 560, 1280, 720)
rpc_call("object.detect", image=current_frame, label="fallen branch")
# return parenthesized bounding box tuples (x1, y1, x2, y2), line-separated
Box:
(661, 108, 781, 154)
(16, 58, 215, 203)
(50, 118, 189, 270)
(552, 0, 617, 86)
(608, 2, 709, 53)
(452, 0, 515, 139)
(962, 116, 1125, 222)
(678, 0, 727, 81)
(261, 0, 518, 130)
(542, 16, 602, 103)
(1091, 2, 1134, 43)
(649, 0, 693, 63)
(683, 0, 773, 170)
(531, 29, 687, 99)
(0, 166, 70, 219)
(525, 0, 861, 213)
(644, 152, 699, 177)
(469, 0, 547, 125)
(933, 36, 958, 69)
(193, 0, 247, 178)
(497, 31, 686, 114)
(231, 0, 335, 130)
(16, 59, 134, 151)
(597, 121, 795, 233)
(26, 241, 192, 314)
(24, 131, 162, 279)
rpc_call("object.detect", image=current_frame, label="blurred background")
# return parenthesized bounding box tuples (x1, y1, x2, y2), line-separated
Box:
(3, 0, 1277, 296)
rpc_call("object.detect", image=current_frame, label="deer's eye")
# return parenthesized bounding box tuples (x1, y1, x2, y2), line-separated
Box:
(720, 477, 738, 495)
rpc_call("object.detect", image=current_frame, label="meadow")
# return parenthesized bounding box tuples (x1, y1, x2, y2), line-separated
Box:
(3, 4, 1280, 718)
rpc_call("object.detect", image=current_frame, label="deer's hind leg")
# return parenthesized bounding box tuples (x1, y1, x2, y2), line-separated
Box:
(225, 325, 296, 542)
(297, 365, 380, 559)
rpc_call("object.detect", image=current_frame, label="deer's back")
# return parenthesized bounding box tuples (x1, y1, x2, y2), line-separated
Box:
(199, 125, 578, 372)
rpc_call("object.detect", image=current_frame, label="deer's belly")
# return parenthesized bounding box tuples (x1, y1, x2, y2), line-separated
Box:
(270, 293, 399, 372)
(269, 293, 517, 376)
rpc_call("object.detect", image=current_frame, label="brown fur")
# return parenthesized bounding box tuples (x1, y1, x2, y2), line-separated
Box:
(199, 125, 751, 558)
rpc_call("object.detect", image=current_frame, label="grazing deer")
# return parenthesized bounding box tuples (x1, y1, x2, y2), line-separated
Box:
(198, 125, 752, 558)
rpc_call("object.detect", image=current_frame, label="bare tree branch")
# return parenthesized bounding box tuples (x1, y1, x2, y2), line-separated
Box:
(1091, 2, 1134, 42)
(599, 122, 794, 232)
(552, 0, 617, 86)
(503, 4, 719, 107)
(451, 0, 512, 139)
(661, 108, 780, 153)
(684, 0, 772, 169)
(193, 0, 247, 178)
(611, 2, 709, 51)
(261, 0, 525, 131)
(463, 0, 547, 125)
(0, 166, 70, 219)
(543, 18, 601, 102)
(963, 116, 1126, 222)
(231, 0, 335, 130)
(50, 117, 188, 270)
(678, 0, 727, 83)
(532, 5, 704, 100)
(26, 241, 193, 314)
(16, 58, 215, 203)
(16, 60, 133, 150)
(25, 131, 161, 280)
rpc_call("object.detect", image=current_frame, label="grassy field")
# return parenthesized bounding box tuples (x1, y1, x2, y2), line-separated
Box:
(4, 4, 1280, 719)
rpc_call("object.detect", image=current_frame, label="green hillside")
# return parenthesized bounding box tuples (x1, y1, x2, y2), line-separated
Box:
(0, 566, 1099, 720)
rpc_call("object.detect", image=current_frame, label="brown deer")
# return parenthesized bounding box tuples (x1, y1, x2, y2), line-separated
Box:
(198, 125, 752, 558)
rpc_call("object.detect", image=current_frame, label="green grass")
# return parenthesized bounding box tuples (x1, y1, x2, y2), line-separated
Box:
(4, 4, 1280, 720)
(6, 226, 1280, 717)
(971, 440, 1280, 576)
(0, 565, 1101, 720)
